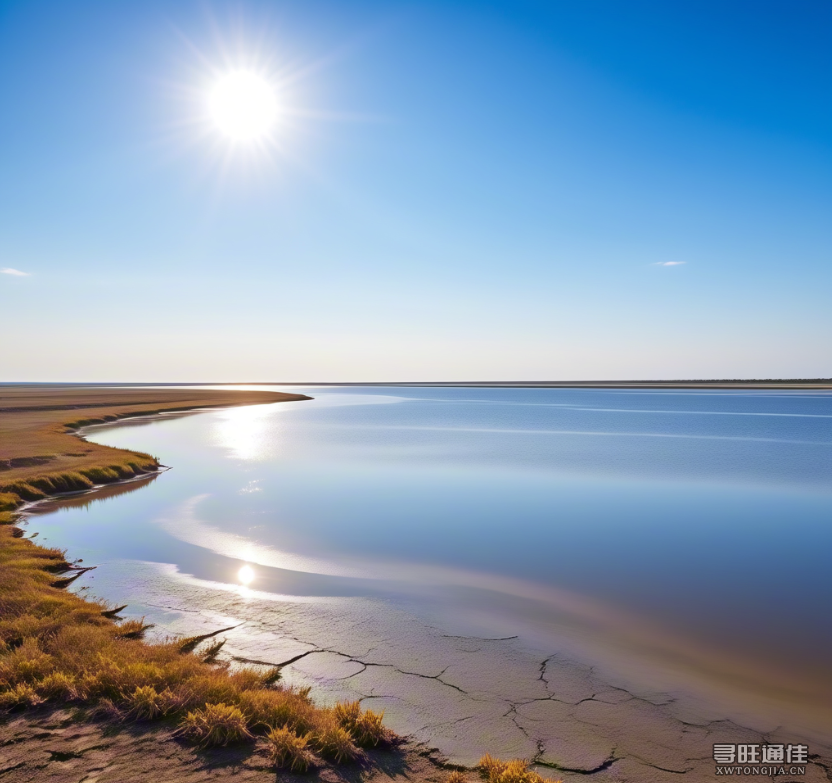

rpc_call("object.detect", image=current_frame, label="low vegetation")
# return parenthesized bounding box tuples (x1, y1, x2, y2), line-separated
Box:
(444, 756, 562, 783)
(478, 754, 560, 783)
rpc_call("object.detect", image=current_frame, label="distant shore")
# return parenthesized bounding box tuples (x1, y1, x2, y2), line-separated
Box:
(6, 380, 829, 390)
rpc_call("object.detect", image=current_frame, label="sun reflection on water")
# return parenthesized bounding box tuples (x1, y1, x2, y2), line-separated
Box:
(213, 405, 275, 460)
(238, 564, 255, 585)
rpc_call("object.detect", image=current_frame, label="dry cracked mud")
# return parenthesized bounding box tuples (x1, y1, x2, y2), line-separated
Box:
(10, 558, 826, 783)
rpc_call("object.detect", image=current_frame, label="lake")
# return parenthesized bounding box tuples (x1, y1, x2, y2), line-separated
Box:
(25, 386, 832, 768)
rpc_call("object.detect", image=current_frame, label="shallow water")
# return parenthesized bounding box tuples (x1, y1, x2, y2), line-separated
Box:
(28, 386, 832, 732)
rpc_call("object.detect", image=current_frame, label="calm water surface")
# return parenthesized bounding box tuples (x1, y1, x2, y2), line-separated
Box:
(30, 387, 832, 710)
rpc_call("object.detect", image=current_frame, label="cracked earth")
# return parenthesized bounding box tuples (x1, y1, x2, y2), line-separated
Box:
(0, 709, 449, 783)
(3, 559, 824, 783)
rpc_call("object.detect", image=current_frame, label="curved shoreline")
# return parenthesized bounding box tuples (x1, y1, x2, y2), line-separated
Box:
(4, 387, 832, 781)
(0, 387, 311, 517)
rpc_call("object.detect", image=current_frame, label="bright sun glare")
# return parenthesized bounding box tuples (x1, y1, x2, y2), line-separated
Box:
(238, 564, 255, 585)
(209, 71, 278, 142)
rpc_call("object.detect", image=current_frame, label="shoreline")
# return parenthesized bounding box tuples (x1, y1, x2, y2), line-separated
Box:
(4, 387, 832, 781)
(0, 387, 311, 516)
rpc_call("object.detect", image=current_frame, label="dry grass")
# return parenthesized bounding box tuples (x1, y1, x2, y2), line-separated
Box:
(267, 725, 316, 772)
(178, 703, 253, 746)
(333, 700, 391, 747)
(478, 755, 561, 783)
(312, 717, 362, 763)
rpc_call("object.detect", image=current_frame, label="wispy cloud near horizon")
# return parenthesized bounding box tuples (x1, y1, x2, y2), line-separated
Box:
(653, 261, 686, 267)
(1, 268, 31, 276)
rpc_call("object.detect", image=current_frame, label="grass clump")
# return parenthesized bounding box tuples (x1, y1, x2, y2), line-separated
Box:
(237, 687, 317, 734)
(312, 718, 361, 763)
(125, 685, 184, 720)
(37, 671, 85, 702)
(333, 700, 390, 747)
(446, 772, 469, 783)
(80, 466, 123, 484)
(0, 493, 21, 513)
(478, 755, 560, 783)
(0, 683, 43, 710)
(267, 726, 315, 772)
(2, 482, 47, 502)
(179, 703, 252, 746)
(200, 638, 226, 661)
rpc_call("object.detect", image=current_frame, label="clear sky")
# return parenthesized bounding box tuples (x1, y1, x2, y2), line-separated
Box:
(1, 0, 829, 381)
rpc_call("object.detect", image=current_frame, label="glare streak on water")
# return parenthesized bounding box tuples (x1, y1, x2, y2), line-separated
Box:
(417, 398, 832, 417)
(322, 423, 832, 446)
(27, 386, 832, 721)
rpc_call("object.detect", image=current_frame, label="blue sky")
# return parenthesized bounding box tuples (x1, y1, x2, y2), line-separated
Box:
(1, 0, 829, 381)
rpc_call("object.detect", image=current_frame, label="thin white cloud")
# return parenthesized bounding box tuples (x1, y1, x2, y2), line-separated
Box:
(1, 268, 31, 276)
(653, 261, 686, 267)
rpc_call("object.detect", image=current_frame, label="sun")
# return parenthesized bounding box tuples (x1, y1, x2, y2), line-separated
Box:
(209, 71, 278, 142)
(238, 564, 255, 585)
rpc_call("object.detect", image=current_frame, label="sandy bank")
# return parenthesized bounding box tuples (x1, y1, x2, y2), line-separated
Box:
(0, 386, 310, 513)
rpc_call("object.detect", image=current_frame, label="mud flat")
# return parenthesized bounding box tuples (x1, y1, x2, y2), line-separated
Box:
(70, 556, 832, 782)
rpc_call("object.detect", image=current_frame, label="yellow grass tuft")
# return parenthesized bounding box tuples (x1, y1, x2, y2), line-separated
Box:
(179, 702, 253, 746)
(478, 755, 560, 783)
(0, 494, 20, 513)
(312, 717, 361, 763)
(446, 771, 468, 783)
(333, 700, 390, 747)
(267, 726, 316, 772)
(0, 683, 44, 709)
(237, 687, 316, 734)
(125, 685, 185, 720)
